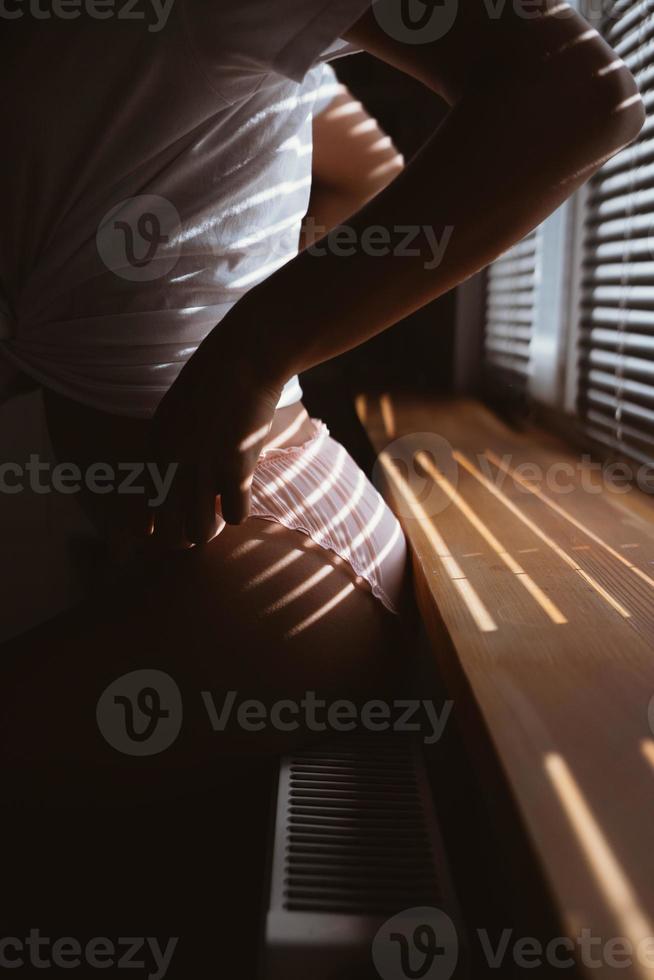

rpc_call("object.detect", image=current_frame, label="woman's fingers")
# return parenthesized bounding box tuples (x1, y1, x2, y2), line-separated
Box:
(149, 462, 193, 551)
(219, 466, 253, 526)
(185, 461, 220, 545)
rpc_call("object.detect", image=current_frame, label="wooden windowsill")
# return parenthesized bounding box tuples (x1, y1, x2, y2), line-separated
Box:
(357, 393, 654, 980)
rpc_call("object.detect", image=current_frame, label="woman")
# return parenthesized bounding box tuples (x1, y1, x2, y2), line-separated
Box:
(0, 0, 645, 799)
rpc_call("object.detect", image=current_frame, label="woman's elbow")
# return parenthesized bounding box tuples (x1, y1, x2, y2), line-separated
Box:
(606, 71, 646, 147)
(367, 148, 406, 196)
(569, 34, 646, 154)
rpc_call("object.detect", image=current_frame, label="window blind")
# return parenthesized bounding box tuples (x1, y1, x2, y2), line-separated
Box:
(484, 228, 543, 389)
(578, 0, 654, 467)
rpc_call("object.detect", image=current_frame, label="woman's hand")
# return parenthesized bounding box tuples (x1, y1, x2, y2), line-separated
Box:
(148, 325, 284, 548)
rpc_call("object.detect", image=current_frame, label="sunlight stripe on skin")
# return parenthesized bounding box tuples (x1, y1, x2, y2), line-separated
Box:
(370, 136, 394, 153)
(350, 118, 378, 138)
(485, 449, 654, 591)
(286, 583, 356, 638)
(378, 451, 497, 633)
(454, 452, 631, 619)
(417, 452, 567, 625)
(263, 564, 334, 615)
(614, 94, 647, 112)
(244, 548, 305, 590)
(597, 59, 627, 77)
(229, 539, 263, 560)
(240, 424, 271, 453)
(325, 100, 364, 121)
(545, 753, 654, 979)
(555, 28, 599, 55)
(261, 411, 309, 453)
(368, 157, 406, 182)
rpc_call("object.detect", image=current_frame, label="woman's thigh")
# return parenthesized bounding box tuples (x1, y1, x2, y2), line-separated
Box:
(2, 515, 407, 804)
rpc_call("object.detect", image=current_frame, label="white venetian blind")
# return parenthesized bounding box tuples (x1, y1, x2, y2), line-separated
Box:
(484, 228, 543, 388)
(578, 0, 654, 466)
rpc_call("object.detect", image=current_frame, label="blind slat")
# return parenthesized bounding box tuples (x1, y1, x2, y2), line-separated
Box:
(583, 425, 654, 469)
(581, 306, 654, 329)
(605, 0, 653, 44)
(586, 348, 654, 380)
(585, 408, 654, 452)
(586, 391, 654, 430)
(580, 328, 654, 353)
(589, 152, 654, 201)
(587, 368, 654, 402)
(585, 237, 653, 261)
(586, 212, 654, 244)
(485, 229, 541, 384)
(613, 13, 654, 60)
(582, 260, 654, 282)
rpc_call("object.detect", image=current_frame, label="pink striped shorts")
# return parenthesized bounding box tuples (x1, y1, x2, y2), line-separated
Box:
(242, 419, 408, 615)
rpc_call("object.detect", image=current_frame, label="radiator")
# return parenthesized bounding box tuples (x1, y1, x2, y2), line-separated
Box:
(261, 734, 464, 980)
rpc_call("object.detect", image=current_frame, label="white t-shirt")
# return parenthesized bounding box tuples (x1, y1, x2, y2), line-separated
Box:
(0, 0, 369, 417)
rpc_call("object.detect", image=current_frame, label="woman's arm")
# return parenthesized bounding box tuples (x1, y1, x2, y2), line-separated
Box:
(300, 84, 405, 249)
(236, 0, 645, 382)
(152, 0, 645, 539)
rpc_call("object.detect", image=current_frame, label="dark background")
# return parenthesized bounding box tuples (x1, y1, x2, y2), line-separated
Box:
(301, 54, 459, 457)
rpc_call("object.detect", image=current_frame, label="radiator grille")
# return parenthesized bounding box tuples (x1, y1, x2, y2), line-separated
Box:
(280, 737, 440, 916)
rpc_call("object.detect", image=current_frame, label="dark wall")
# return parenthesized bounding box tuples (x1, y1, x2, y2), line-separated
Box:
(301, 54, 456, 448)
